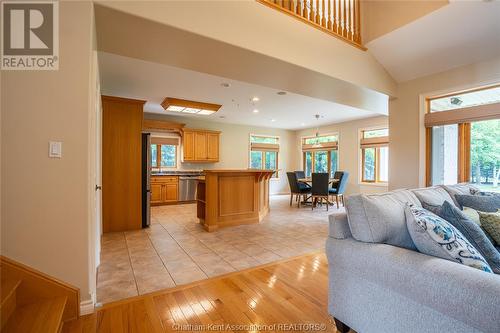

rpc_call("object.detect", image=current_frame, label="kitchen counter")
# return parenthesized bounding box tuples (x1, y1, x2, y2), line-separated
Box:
(196, 169, 275, 232)
(151, 170, 204, 176)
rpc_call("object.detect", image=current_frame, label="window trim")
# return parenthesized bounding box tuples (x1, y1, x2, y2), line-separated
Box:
(359, 126, 389, 185)
(248, 133, 280, 179)
(301, 132, 339, 178)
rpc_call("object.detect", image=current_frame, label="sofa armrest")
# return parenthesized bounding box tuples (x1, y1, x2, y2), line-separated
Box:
(326, 238, 500, 333)
(328, 213, 352, 239)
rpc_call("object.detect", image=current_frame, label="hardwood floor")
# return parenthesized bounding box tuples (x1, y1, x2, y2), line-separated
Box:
(63, 253, 345, 333)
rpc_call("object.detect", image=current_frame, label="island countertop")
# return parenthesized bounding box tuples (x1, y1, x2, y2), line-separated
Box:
(196, 169, 275, 232)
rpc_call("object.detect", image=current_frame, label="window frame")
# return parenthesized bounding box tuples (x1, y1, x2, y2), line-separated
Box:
(151, 143, 178, 169)
(301, 132, 339, 178)
(424, 84, 500, 186)
(359, 127, 389, 185)
(248, 134, 280, 179)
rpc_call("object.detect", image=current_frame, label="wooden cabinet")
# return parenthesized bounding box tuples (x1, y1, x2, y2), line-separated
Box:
(207, 133, 219, 161)
(151, 176, 178, 205)
(102, 95, 145, 232)
(182, 129, 220, 162)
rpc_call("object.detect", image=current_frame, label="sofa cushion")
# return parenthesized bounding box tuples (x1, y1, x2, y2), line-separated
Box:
(455, 194, 500, 212)
(405, 204, 493, 273)
(479, 211, 500, 245)
(442, 183, 480, 206)
(429, 201, 500, 274)
(345, 190, 420, 250)
(412, 186, 455, 206)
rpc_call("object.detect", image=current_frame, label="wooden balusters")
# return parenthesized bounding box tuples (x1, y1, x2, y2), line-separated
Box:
(257, 0, 363, 49)
(327, 0, 332, 30)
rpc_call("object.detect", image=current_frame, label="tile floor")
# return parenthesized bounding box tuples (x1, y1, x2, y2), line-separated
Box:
(96, 194, 344, 304)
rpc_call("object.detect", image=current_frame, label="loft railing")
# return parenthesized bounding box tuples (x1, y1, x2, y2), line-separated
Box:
(257, 0, 364, 49)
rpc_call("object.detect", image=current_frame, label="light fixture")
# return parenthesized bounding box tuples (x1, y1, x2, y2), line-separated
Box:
(271, 118, 276, 122)
(221, 83, 230, 88)
(252, 96, 260, 102)
(253, 109, 259, 113)
(161, 97, 221, 116)
(277, 91, 287, 95)
(312, 114, 323, 148)
(301, 122, 305, 126)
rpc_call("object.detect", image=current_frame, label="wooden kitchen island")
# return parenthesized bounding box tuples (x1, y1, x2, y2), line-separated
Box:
(196, 169, 275, 232)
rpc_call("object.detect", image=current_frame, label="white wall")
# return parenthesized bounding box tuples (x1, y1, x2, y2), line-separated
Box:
(294, 116, 389, 195)
(1, 2, 96, 303)
(145, 114, 297, 195)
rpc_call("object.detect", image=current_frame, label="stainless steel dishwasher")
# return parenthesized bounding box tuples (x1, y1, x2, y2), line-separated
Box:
(179, 175, 199, 201)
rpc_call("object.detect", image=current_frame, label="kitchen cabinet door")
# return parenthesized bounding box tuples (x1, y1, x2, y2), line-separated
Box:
(183, 131, 195, 161)
(164, 183, 178, 202)
(194, 132, 208, 160)
(150, 183, 163, 204)
(207, 133, 219, 161)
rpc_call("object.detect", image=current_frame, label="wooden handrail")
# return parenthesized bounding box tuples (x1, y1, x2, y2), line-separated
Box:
(257, 0, 364, 50)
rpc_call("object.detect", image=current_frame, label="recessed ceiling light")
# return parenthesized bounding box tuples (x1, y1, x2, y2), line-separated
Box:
(301, 123, 305, 126)
(271, 119, 276, 122)
(221, 83, 230, 88)
(253, 109, 259, 113)
(219, 115, 226, 119)
(252, 97, 260, 102)
(277, 91, 287, 95)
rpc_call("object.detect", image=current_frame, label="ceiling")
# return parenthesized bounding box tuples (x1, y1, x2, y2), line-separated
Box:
(367, 0, 500, 82)
(98, 52, 383, 130)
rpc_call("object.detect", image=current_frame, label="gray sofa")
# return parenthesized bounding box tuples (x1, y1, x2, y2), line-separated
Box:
(326, 184, 500, 333)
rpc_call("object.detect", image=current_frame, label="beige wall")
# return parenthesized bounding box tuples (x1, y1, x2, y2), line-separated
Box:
(145, 114, 297, 195)
(389, 56, 500, 190)
(295, 116, 389, 196)
(96, 0, 396, 98)
(362, 0, 448, 44)
(1, 2, 96, 303)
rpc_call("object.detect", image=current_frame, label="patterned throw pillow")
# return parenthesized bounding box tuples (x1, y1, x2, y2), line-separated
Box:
(462, 207, 481, 225)
(405, 204, 493, 273)
(433, 201, 500, 274)
(479, 211, 500, 245)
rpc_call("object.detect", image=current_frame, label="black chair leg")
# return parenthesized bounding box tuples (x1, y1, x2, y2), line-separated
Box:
(333, 318, 350, 333)
(290, 193, 293, 206)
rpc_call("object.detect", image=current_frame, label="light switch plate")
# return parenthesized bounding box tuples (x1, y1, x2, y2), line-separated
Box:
(49, 141, 62, 158)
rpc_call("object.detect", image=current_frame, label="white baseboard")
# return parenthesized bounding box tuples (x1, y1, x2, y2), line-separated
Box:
(80, 299, 95, 315)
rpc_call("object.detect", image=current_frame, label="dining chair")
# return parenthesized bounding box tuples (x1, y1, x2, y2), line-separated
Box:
(286, 172, 311, 208)
(329, 171, 349, 208)
(311, 173, 331, 210)
(294, 170, 311, 190)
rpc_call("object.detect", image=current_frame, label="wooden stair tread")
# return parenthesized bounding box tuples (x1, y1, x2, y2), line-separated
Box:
(3, 296, 67, 333)
(0, 279, 21, 306)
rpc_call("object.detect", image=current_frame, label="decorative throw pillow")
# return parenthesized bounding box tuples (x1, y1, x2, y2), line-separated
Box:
(432, 201, 500, 274)
(455, 194, 500, 212)
(479, 211, 500, 246)
(405, 204, 493, 273)
(462, 207, 481, 225)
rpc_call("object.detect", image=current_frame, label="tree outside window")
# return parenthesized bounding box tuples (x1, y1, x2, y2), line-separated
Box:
(249, 135, 279, 178)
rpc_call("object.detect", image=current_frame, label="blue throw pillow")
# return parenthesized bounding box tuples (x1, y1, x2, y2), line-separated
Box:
(455, 194, 500, 212)
(429, 201, 500, 274)
(405, 204, 493, 273)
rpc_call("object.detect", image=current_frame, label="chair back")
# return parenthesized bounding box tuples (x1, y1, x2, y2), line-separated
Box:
(311, 173, 329, 196)
(294, 171, 306, 179)
(286, 172, 300, 193)
(337, 171, 349, 194)
(331, 171, 343, 191)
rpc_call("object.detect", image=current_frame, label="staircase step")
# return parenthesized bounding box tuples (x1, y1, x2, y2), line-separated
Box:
(2, 296, 67, 333)
(0, 278, 22, 329)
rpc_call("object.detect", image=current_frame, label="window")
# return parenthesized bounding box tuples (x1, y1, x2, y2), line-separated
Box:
(360, 128, 389, 183)
(302, 134, 338, 177)
(151, 136, 179, 169)
(426, 85, 500, 191)
(249, 135, 279, 178)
